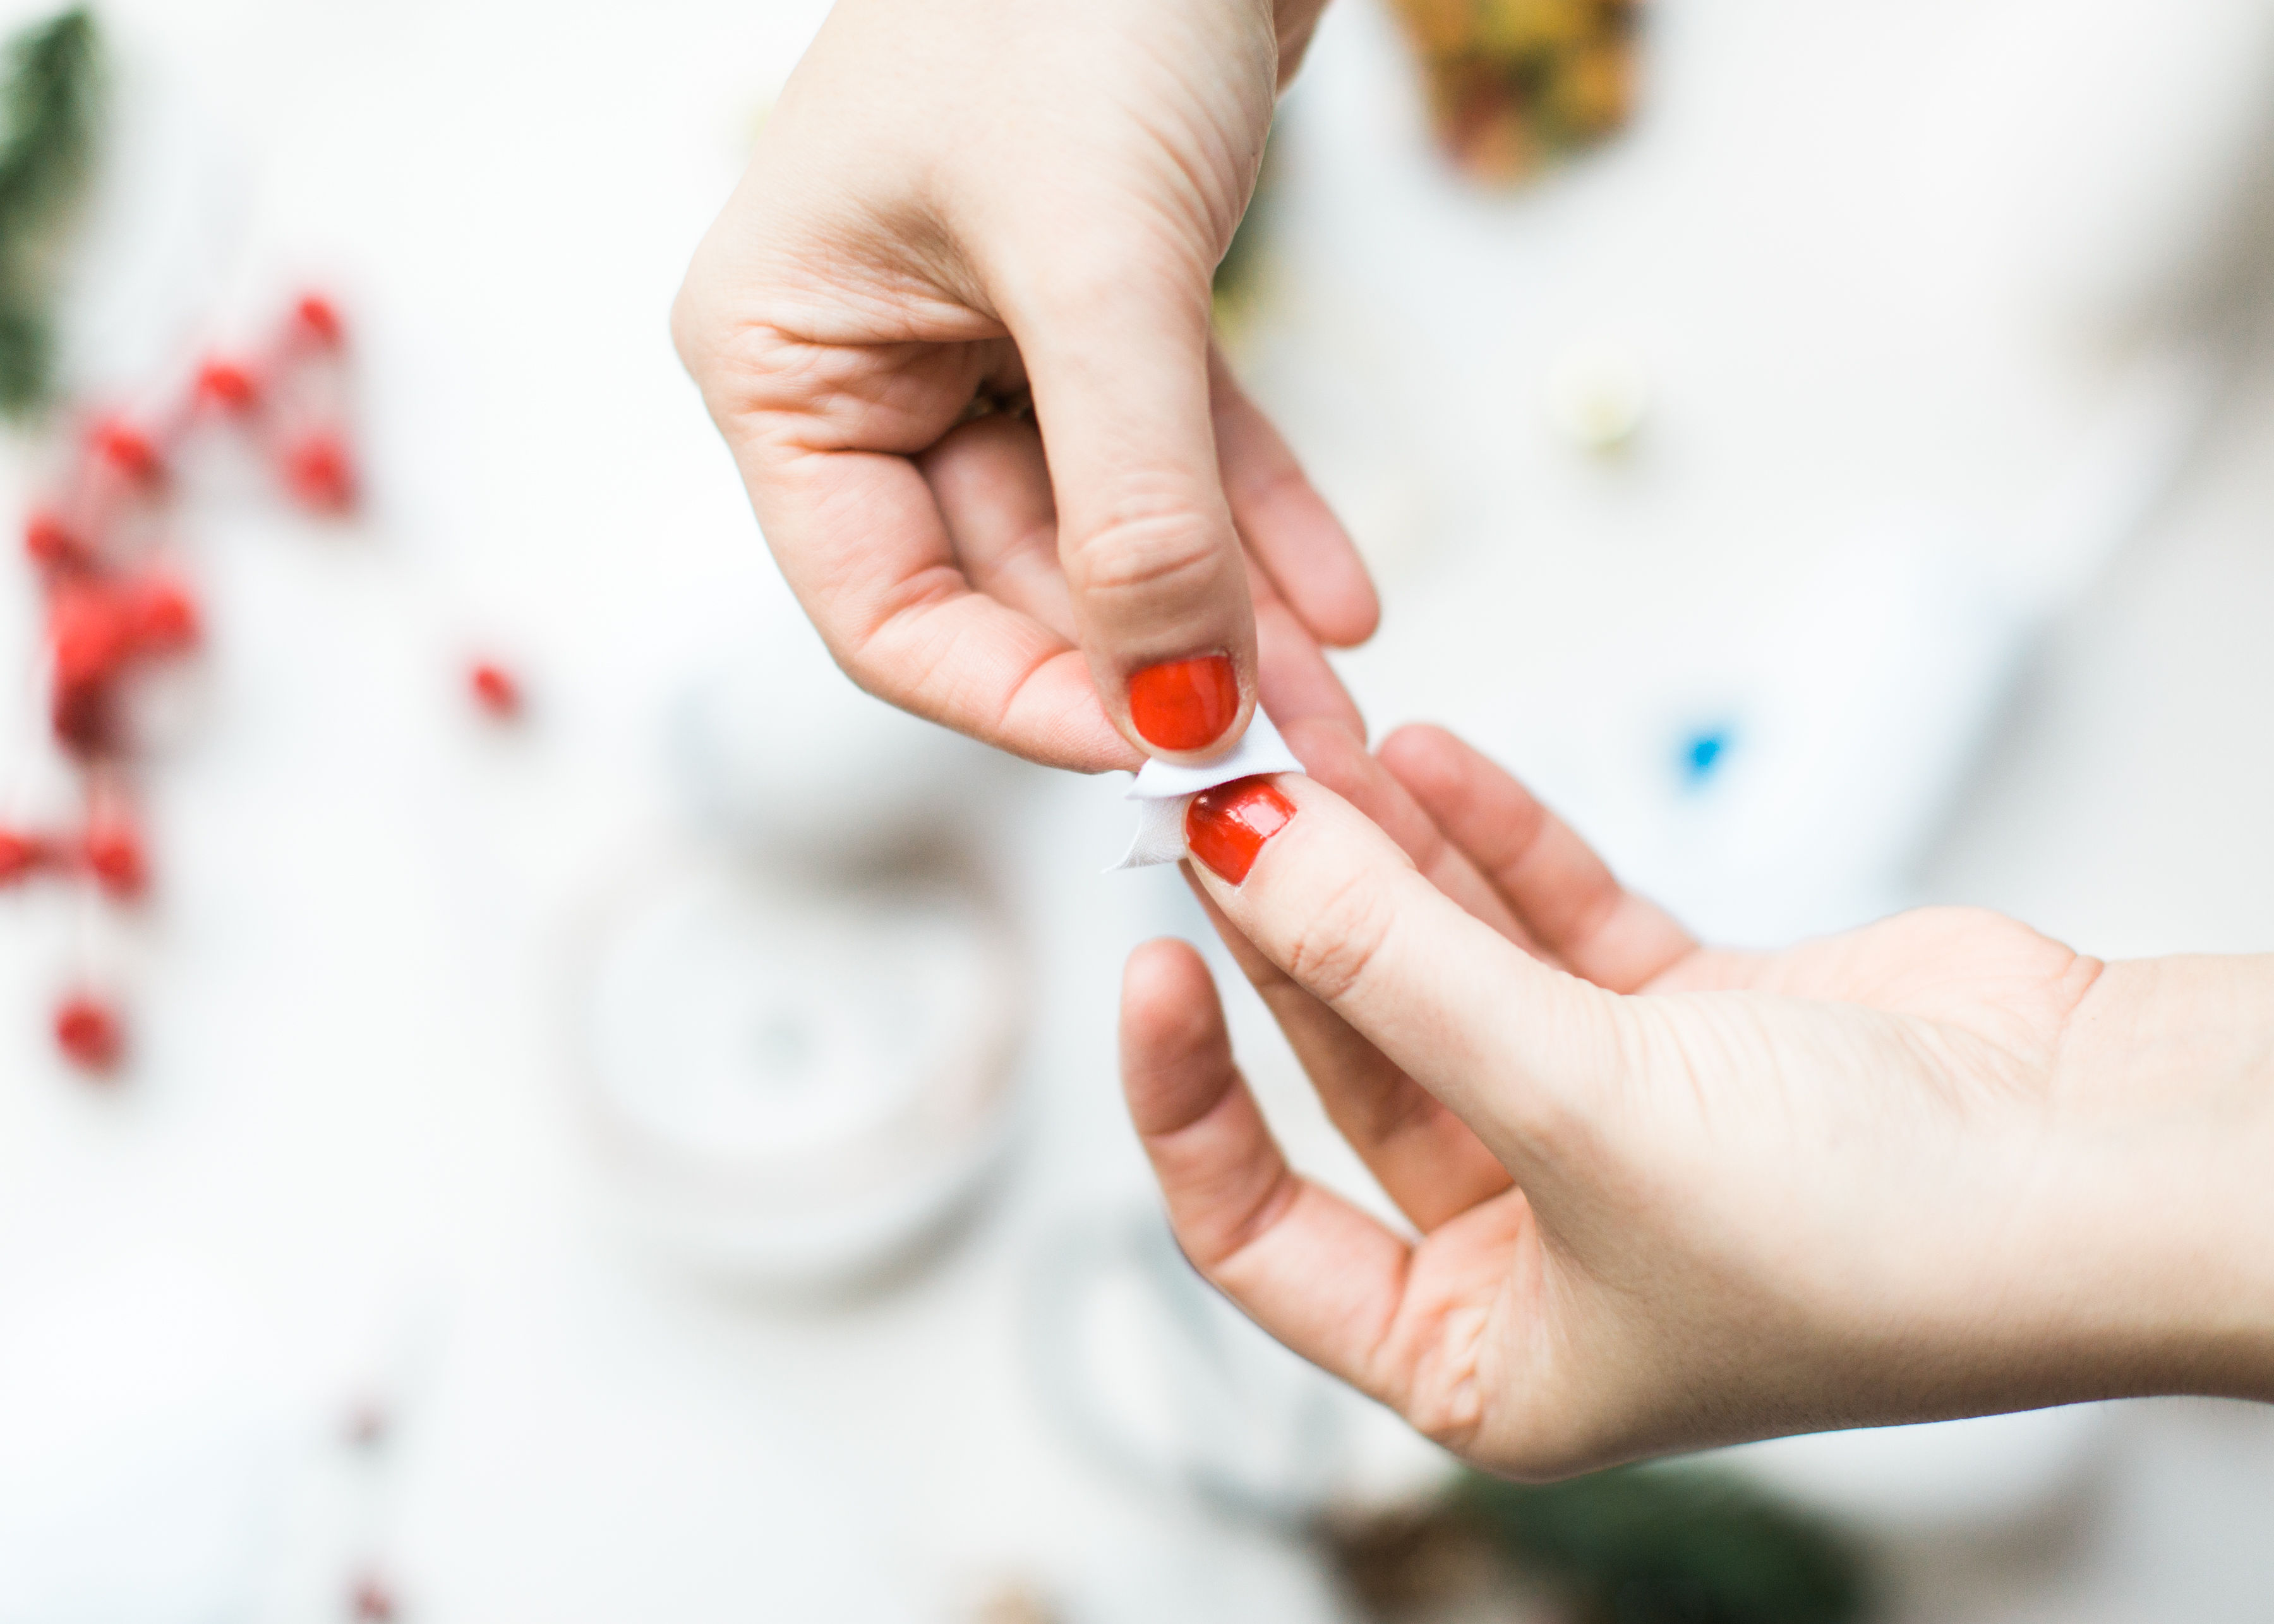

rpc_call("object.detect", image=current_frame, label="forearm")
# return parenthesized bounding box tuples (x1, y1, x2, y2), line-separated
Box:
(2053, 954, 2274, 1402)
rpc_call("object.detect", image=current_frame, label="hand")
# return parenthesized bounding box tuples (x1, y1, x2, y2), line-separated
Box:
(674, 0, 1373, 773)
(1121, 720, 2274, 1477)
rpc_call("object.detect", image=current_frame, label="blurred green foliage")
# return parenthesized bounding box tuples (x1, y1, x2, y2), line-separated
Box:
(1456, 1463, 1870, 1624)
(0, 6, 101, 418)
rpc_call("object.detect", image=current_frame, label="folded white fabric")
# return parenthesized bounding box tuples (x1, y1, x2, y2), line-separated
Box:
(1111, 707, 1303, 870)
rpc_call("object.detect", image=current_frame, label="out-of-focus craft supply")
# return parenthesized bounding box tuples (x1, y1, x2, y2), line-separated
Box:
(606, 625, 1029, 1286)
(575, 849, 1026, 1286)
(1614, 346, 2216, 949)
(1544, 335, 1651, 454)
(1385, 0, 1639, 184)
(0, 8, 100, 417)
(2, 290, 364, 1074)
(466, 656, 524, 721)
(1112, 706, 1301, 870)
(348, 1572, 398, 1621)
(670, 625, 1002, 870)
(961, 1579, 1062, 1624)
(51, 987, 122, 1073)
(1026, 1207, 1455, 1532)
(1325, 1462, 1868, 1624)
(1026, 1206, 1348, 1526)
(0, 1254, 432, 1624)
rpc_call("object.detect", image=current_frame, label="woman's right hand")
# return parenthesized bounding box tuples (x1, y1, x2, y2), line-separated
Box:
(1122, 721, 2274, 1476)
(674, 0, 1372, 774)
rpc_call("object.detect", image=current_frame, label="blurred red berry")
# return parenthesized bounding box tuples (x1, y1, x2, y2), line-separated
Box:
(54, 994, 124, 1074)
(196, 358, 261, 411)
(51, 679, 116, 757)
(348, 1574, 395, 1620)
(342, 1401, 389, 1450)
(467, 660, 521, 719)
(284, 432, 356, 512)
(83, 816, 148, 899)
(91, 419, 163, 485)
(0, 828, 54, 885)
(296, 294, 344, 347)
(25, 511, 90, 573)
(49, 582, 134, 689)
(124, 572, 201, 655)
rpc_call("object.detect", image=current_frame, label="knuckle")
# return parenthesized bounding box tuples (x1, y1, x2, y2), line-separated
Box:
(1281, 867, 1398, 1007)
(1064, 505, 1227, 601)
(1400, 1373, 1488, 1459)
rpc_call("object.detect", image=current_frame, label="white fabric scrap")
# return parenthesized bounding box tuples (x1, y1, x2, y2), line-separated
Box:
(1110, 707, 1302, 870)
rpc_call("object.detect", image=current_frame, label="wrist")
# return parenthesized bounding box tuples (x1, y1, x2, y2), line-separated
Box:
(2052, 954, 2274, 1401)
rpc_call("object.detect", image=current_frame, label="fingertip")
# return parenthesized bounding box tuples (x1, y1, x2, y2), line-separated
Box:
(1121, 937, 1254, 1149)
(1377, 722, 1468, 793)
(1253, 601, 1365, 743)
(1313, 569, 1381, 649)
(1121, 935, 1212, 1020)
(1186, 772, 1417, 912)
(1209, 347, 1381, 650)
(1120, 938, 1225, 1075)
(1280, 714, 1375, 795)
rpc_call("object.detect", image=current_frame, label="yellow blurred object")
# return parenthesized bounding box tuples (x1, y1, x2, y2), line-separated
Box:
(1387, 0, 1639, 183)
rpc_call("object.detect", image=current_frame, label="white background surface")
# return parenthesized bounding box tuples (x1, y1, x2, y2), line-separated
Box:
(1, 1, 2271, 1619)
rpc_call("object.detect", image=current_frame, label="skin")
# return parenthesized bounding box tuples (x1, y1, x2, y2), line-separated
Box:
(673, 0, 1366, 773)
(680, 0, 2274, 1467)
(1122, 720, 2274, 1478)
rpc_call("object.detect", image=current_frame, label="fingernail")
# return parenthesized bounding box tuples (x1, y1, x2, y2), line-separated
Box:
(1128, 653, 1238, 752)
(1186, 776, 1295, 884)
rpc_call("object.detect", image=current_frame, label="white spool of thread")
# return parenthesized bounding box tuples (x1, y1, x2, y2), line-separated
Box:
(575, 853, 1025, 1287)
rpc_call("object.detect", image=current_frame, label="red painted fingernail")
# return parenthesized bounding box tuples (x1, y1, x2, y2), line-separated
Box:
(1185, 775, 1295, 884)
(1127, 653, 1237, 752)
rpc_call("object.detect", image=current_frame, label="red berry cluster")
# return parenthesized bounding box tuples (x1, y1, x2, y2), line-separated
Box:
(3, 293, 360, 1078)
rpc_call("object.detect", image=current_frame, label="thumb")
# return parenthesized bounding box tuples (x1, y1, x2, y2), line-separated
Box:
(1012, 271, 1258, 765)
(1181, 773, 1623, 1164)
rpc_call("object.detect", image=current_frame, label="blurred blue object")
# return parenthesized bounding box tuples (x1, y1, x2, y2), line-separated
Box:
(1678, 723, 1735, 786)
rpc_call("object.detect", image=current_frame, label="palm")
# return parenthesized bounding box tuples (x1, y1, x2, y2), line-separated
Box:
(1410, 907, 2105, 1465)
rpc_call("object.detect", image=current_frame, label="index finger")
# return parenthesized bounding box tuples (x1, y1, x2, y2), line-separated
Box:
(761, 437, 1139, 771)
(1380, 725, 1694, 992)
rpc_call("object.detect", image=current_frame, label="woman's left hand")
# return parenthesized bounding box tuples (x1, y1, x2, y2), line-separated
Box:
(1120, 720, 2274, 1477)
